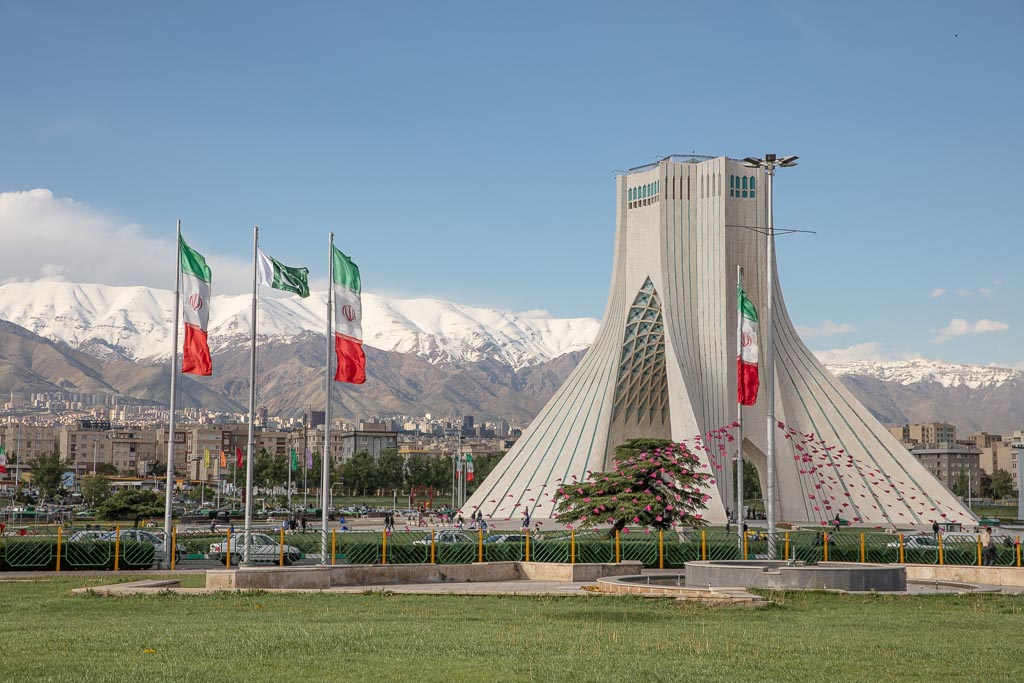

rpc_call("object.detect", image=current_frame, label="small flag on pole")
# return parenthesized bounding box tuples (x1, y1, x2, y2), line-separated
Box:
(737, 284, 760, 406)
(305, 448, 313, 469)
(0, 446, 6, 474)
(257, 249, 310, 298)
(219, 449, 227, 468)
(235, 446, 243, 468)
(203, 448, 210, 469)
(466, 454, 474, 482)
(290, 448, 298, 471)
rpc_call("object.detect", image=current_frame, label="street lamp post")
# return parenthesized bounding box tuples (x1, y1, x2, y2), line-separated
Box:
(742, 153, 798, 551)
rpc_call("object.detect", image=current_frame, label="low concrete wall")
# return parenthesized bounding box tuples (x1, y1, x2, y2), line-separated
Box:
(905, 564, 1024, 587)
(207, 561, 642, 590)
(686, 561, 906, 592)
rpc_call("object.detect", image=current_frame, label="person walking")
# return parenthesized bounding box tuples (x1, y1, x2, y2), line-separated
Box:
(521, 510, 531, 531)
(300, 514, 308, 532)
(932, 520, 940, 539)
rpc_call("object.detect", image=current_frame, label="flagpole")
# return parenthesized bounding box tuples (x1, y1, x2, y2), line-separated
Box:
(764, 165, 777, 556)
(322, 232, 334, 563)
(287, 449, 293, 509)
(243, 225, 259, 564)
(736, 265, 744, 549)
(163, 219, 182, 568)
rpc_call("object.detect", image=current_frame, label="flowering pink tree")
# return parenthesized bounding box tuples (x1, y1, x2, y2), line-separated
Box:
(553, 439, 713, 535)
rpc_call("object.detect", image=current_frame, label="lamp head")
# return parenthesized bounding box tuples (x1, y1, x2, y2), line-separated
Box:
(742, 157, 762, 168)
(779, 155, 799, 167)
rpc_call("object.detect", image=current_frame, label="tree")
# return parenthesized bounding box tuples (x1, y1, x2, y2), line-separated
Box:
(554, 439, 713, 534)
(254, 449, 286, 489)
(31, 451, 70, 502)
(94, 463, 119, 476)
(97, 488, 163, 521)
(406, 455, 434, 488)
(340, 452, 377, 496)
(980, 472, 994, 499)
(377, 449, 405, 492)
(952, 473, 969, 499)
(743, 461, 762, 506)
(991, 468, 1014, 500)
(81, 474, 112, 507)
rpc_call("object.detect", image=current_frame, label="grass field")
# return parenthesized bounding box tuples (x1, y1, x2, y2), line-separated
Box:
(2, 576, 1023, 682)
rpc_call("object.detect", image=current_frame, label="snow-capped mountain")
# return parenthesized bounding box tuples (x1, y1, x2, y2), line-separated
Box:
(0, 281, 599, 370)
(826, 359, 1020, 390)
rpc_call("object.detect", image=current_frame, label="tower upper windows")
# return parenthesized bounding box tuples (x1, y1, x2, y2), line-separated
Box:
(729, 174, 757, 199)
(627, 180, 661, 210)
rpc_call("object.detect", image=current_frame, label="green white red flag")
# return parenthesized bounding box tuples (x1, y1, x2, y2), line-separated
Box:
(332, 246, 366, 384)
(0, 445, 6, 474)
(180, 236, 212, 376)
(465, 454, 474, 482)
(737, 284, 759, 406)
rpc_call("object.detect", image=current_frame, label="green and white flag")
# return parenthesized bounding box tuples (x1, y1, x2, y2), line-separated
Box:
(257, 248, 310, 298)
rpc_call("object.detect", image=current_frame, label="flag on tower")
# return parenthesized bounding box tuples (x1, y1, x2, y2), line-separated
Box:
(257, 249, 310, 298)
(180, 235, 213, 376)
(465, 454, 474, 482)
(332, 247, 366, 384)
(737, 284, 760, 406)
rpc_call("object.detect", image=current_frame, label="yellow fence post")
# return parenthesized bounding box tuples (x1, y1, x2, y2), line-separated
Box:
(114, 525, 120, 572)
(898, 534, 905, 564)
(430, 529, 435, 564)
(659, 530, 665, 569)
(784, 532, 790, 561)
(977, 536, 982, 567)
(478, 529, 483, 563)
(700, 530, 707, 561)
(938, 533, 944, 566)
(225, 528, 231, 568)
(331, 529, 337, 566)
(823, 533, 829, 562)
(615, 529, 621, 563)
(860, 533, 866, 563)
(1017, 536, 1022, 568)
(381, 530, 387, 565)
(525, 529, 531, 562)
(171, 527, 177, 571)
(570, 529, 576, 564)
(743, 531, 749, 560)
(280, 527, 285, 567)
(56, 526, 62, 573)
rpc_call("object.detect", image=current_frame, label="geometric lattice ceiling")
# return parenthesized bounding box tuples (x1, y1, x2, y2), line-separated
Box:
(611, 277, 668, 425)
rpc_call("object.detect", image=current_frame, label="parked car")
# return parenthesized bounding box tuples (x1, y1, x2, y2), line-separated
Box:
(208, 532, 302, 565)
(885, 535, 939, 549)
(100, 529, 188, 565)
(483, 534, 532, 545)
(65, 529, 109, 543)
(412, 531, 474, 546)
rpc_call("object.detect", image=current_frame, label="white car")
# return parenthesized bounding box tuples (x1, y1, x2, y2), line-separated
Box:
(412, 530, 474, 546)
(885, 535, 939, 550)
(208, 532, 302, 565)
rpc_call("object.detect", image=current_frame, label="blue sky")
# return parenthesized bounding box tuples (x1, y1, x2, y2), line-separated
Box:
(2, 2, 1022, 367)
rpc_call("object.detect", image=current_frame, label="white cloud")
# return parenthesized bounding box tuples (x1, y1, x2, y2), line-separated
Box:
(979, 287, 992, 298)
(796, 320, 856, 338)
(813, 342, 895, 364)
(956, 288, 973, 297)
(931, 318, 1010, 343)
(0, 188, 252, 294)
(929, 288, 946, 299)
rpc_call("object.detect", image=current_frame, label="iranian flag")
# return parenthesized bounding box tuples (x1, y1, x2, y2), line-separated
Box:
(257, 248, 310, 298)
(180, 236, 212, 376)
(465, 454, 474, 482)
(332, 246, 366, 384)
(737, 284, 760, 406)
(0, 446, 6, 474)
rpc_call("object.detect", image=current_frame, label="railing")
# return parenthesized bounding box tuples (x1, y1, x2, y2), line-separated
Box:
(2, 525, 1022, 572)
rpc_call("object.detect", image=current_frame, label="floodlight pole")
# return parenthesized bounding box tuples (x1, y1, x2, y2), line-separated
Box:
(742, 153, 797, 555)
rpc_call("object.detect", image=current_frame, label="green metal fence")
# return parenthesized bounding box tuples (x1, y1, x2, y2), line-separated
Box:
(2, 525, 1022, 572)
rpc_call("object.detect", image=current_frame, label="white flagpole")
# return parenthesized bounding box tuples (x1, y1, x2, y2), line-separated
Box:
(243, 225, 259, 564)
(163, 220, 182, 567)
(322, 232, 334, 563)
(736, 265, 744, 548)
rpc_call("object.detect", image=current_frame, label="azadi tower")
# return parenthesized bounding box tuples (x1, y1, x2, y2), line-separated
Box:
(465, 155, 973, 527)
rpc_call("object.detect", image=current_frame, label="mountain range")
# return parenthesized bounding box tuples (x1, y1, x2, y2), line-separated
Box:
(1, 281, 1023, 433)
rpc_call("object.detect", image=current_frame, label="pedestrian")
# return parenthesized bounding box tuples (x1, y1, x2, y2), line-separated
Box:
(725, 518, 731, 533)
(833, 514, 841, 534)
(932, 520, 940, 539)
(522, 510, 530, 530)
(210, 520, 217, 533)
(981, 526, 995, 566)
(300, 514, 308, 532)
(133, 515, 142, 529)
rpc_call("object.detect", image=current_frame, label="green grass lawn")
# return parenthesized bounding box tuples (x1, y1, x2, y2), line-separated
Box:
(2, 576, 1023, 682)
